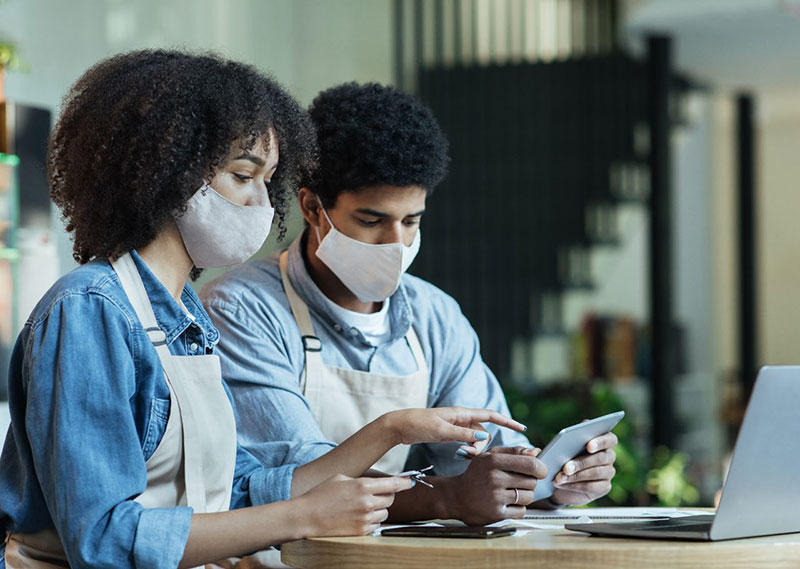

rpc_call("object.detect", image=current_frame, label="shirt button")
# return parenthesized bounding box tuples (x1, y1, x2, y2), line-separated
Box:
(349, 328, 358, 336)
(334, 324, 342, 332)
(190, 342, 199, 352)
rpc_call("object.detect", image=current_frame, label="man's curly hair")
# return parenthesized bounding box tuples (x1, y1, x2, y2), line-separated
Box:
(307, 82, 449, 208)
(49, 49, 317, 264)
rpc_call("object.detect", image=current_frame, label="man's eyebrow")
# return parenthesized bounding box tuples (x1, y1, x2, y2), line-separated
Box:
(354, 208, 426, 217)
(355, 208, 389, 217)
(233, 152, 266, 167)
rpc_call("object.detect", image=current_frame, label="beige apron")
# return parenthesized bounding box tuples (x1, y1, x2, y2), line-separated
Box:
(279, 251, 429, 473)
(5, 253, 238, 569)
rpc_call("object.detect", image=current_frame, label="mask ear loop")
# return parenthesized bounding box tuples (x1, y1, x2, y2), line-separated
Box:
(313, 195, 335, 245)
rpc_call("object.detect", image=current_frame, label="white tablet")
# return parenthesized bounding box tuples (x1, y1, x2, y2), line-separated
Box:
(532, 411, 625, 502)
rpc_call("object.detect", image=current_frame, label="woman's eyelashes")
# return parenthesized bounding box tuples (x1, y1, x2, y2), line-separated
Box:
(233, 172, 273, 191)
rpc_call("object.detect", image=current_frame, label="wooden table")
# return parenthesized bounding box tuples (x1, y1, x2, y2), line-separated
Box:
(281, 524, 800, 569)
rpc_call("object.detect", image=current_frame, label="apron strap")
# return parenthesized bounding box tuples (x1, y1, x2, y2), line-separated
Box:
(405, 326, 428, 376)
(109, 252, 205, 511)
(110, 253, 170, 350)
(280, 251, 323, 393)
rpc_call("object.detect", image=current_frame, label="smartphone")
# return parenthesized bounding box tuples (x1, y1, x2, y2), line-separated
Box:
(532, 411, 625, 502)
(381, 526, 516, 539)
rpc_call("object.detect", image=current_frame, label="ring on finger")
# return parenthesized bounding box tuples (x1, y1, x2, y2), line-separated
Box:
(512, 488, 519, 505)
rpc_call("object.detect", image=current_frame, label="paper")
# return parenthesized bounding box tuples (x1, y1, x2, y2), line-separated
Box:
(489, 519, 563, 531)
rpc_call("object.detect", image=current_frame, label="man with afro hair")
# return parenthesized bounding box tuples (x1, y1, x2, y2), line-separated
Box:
(202, 83, 618, 524)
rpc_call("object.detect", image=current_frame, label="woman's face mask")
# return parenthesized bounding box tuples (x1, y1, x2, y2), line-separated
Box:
(176, 137, 278, 268)
(314, 200, 421, 302)
(176, 181, 274, 268)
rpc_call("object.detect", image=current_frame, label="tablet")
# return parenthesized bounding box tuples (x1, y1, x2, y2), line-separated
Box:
(532, 411, 624, 501)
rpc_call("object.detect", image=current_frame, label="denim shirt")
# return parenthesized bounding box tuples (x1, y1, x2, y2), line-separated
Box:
(0, 251, 296, 569)
(200, 233, 529, 476)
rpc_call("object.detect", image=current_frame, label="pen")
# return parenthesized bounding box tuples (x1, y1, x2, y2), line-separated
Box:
(396, 465, 434, 488)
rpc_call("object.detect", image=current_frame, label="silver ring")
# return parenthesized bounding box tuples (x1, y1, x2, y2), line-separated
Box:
(512, 488, 519, 505)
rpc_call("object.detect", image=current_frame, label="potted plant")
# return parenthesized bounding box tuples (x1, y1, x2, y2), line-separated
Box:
(0, 0, 26, 102)
(0, 40, 24, 101)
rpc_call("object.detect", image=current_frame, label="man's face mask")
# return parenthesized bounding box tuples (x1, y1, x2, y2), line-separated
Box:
(314, 199, 421, 302)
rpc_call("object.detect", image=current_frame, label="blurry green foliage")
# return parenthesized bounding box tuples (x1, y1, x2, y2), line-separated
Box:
(503, 381, 699, 506)
(1, 0, 27, 72)
(0, 42, 26, 72)
(646, 446, 700, 506)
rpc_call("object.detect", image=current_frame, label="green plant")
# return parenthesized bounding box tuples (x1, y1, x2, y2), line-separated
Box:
(0, 0, 27, 72)
(0, 41, 25, 72)
(646, 446, 700, 506)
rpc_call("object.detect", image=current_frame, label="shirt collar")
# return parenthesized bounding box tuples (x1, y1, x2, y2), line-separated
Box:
(285, 231, 413, 345)
(129, 250, 220, 347)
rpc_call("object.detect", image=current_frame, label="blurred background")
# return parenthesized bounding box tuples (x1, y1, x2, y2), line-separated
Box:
(2, 0, 800, 507)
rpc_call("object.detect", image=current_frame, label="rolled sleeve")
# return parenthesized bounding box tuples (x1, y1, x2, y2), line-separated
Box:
(133, 507, 193, 569)
(244, 463, 299, 505)
(221, 377, 318, 507)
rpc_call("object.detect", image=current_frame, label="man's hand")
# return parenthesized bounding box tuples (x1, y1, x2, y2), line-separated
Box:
(387, 435, 617, 524)
(550, 432, 618, 506)
(442, 446, 546, 525)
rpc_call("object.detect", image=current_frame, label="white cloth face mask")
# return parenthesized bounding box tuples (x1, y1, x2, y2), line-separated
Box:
(315, 204, 421, 302)
(175, 181, 274, 268)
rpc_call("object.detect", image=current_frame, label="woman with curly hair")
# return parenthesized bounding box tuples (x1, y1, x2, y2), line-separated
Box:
(0, 51, 524, 568)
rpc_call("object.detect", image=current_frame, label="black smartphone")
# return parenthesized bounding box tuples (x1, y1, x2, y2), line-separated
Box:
(380, 526, 516, 539)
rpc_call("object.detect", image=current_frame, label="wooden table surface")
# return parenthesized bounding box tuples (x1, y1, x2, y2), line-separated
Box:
(280, 523, 800, 569)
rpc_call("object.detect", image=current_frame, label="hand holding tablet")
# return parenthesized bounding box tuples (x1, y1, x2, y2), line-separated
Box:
(532, 411, 624, 502)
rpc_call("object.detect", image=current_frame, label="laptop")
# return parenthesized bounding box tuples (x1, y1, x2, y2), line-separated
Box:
(566, 366, 800, 541)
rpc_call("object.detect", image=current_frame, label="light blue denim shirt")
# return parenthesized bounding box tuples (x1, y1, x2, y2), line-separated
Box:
(200, 232, 530, 476)
(0, 251, 296, 569)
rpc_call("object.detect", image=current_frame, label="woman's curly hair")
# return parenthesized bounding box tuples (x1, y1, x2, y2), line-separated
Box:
(307, 82, 449, 208)
(49, 49, 317, 264)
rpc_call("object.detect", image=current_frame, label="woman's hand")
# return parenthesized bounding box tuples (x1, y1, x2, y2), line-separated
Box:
(382, 407, 527, 454)
(291, 408, 524, 498)
(294, 474, 414, 537)
(181, 474, 412, 565)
